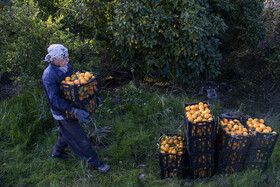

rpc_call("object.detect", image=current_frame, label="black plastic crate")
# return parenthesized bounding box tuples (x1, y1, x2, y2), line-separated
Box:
(184, 102, 215, 138)
(65, 94, 99, 120)
(245, 148, 275, 164)
(185, 132, 215, 153)
(243, 162, 268, 172)
(217, 163, 243, 174)
(161, 167, 186, 179)
(186, 148, 215, 168)
(188, 165, 215, 179)
(60, 73, 100, 104)
(158, 133, 185, 169)
(216, 142, 248, 166)
(216, 116, 253, 151)
(244, 117, 279, 150)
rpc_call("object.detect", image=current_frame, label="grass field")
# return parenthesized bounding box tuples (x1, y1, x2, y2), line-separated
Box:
(0, 82, 279, 186)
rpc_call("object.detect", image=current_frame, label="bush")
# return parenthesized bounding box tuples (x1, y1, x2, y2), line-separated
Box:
(0, 0, 101, 87)
(209, 0, 266, 51)
(109, 0, 226, 84)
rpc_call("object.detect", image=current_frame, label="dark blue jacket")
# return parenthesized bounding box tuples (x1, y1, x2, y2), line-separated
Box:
(42, 62, 74, 117)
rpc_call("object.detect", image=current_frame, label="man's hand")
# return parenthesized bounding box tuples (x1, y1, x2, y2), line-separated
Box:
(73, 108, 89, 122)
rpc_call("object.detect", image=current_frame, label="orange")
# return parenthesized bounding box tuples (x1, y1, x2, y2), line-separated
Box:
(199, 102, 204, 106)
(259, 119, 265, 124)
(255, 127, 262, 133)
(168, 139, 174, 144)
(242, 128, 248, 132)
(243, 132, 248, 136)
(204, 113, 210, 119)
(263, 129, 269, 133)
(65, 76, 71, 82)
(74, 80, 80, 84)
(80, 73, 85, 77)
(199, 105, 204, 111)
(266, 126, 272, 132)
(192, 114, 197, 119)
(196, 116, 203, 121)
(80, 78, 87, 84)
(85, 72, 92, 79)
(188, 117, 193, 122)
(223, 119, 228, 123)
(191, 105, 196, 110)
(236, 130, 242, 135)
(253, 123, 259, 129)
(260, 124, 266, 130)
(185, 106, 190, 112)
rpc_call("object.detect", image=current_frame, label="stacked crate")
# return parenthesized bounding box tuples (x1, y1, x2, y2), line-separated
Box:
(244, 117, 279, 172)
(215, 117, 253, 173)
(184, 102, 216, 179)
(158, 133, 186, 179)
(60, 72, 101, 120)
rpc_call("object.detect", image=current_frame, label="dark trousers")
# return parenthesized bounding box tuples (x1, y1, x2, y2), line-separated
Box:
(52, 119, 101, 167)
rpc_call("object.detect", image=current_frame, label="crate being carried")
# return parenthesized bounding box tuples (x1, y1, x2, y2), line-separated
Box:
(65, 95, 99, 120)
(60, 71, 100, 104)
(244, 117, 279, 172)
(158, 133, 186, 179)
(215, 116, 253, 174)
(60, 71, 101, 120)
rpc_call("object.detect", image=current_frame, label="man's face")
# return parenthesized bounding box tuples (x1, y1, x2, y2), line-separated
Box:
(53, 56, 69, 67)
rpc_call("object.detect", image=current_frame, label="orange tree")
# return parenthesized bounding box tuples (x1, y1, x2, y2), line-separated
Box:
(109, 0, 226, 86)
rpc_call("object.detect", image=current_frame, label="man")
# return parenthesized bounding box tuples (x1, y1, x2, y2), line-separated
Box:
(42, 44, 110, 173)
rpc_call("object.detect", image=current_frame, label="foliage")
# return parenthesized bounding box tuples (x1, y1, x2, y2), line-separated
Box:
(109, 0, 226, 84)
(259, 3, 280, 78)
(209, 0, 266, 51)
(0, 0, 101, 87)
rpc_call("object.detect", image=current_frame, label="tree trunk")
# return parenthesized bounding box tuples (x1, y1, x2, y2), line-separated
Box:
(131, 68, 140, 88)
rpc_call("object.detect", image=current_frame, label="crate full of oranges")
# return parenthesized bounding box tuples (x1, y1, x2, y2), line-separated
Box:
(158, 133, 186, 179)
(64, 95, 99, 120)
(60, 71, 100, 104)
(184, 102, 215, 137)
(244, 117, 279, 172)
(216, 117, 252, 151)
(245, 117, 278, 150)
(215, 117, 253, 173)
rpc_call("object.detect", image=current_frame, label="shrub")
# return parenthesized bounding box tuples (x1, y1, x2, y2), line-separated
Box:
(109, 0, 226, 84)
(209, 0, 266, 51)
(0, 0, 101, 87)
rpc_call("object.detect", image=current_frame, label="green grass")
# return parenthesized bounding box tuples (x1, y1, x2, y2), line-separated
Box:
(0, 82, 280, 186)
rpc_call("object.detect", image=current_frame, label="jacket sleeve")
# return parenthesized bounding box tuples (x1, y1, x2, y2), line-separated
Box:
(43, 73, 74, 113)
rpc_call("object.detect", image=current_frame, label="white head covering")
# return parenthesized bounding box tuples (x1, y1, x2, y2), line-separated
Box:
(44, 44, 69, 62)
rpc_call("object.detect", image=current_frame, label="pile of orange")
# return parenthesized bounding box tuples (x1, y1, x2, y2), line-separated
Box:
(159, 135, 184, 155)
(62, 71, 94, 85)
(185, 102, 214, 123)
(246, 118, 277, 134)
(220, 118, 249, 136)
